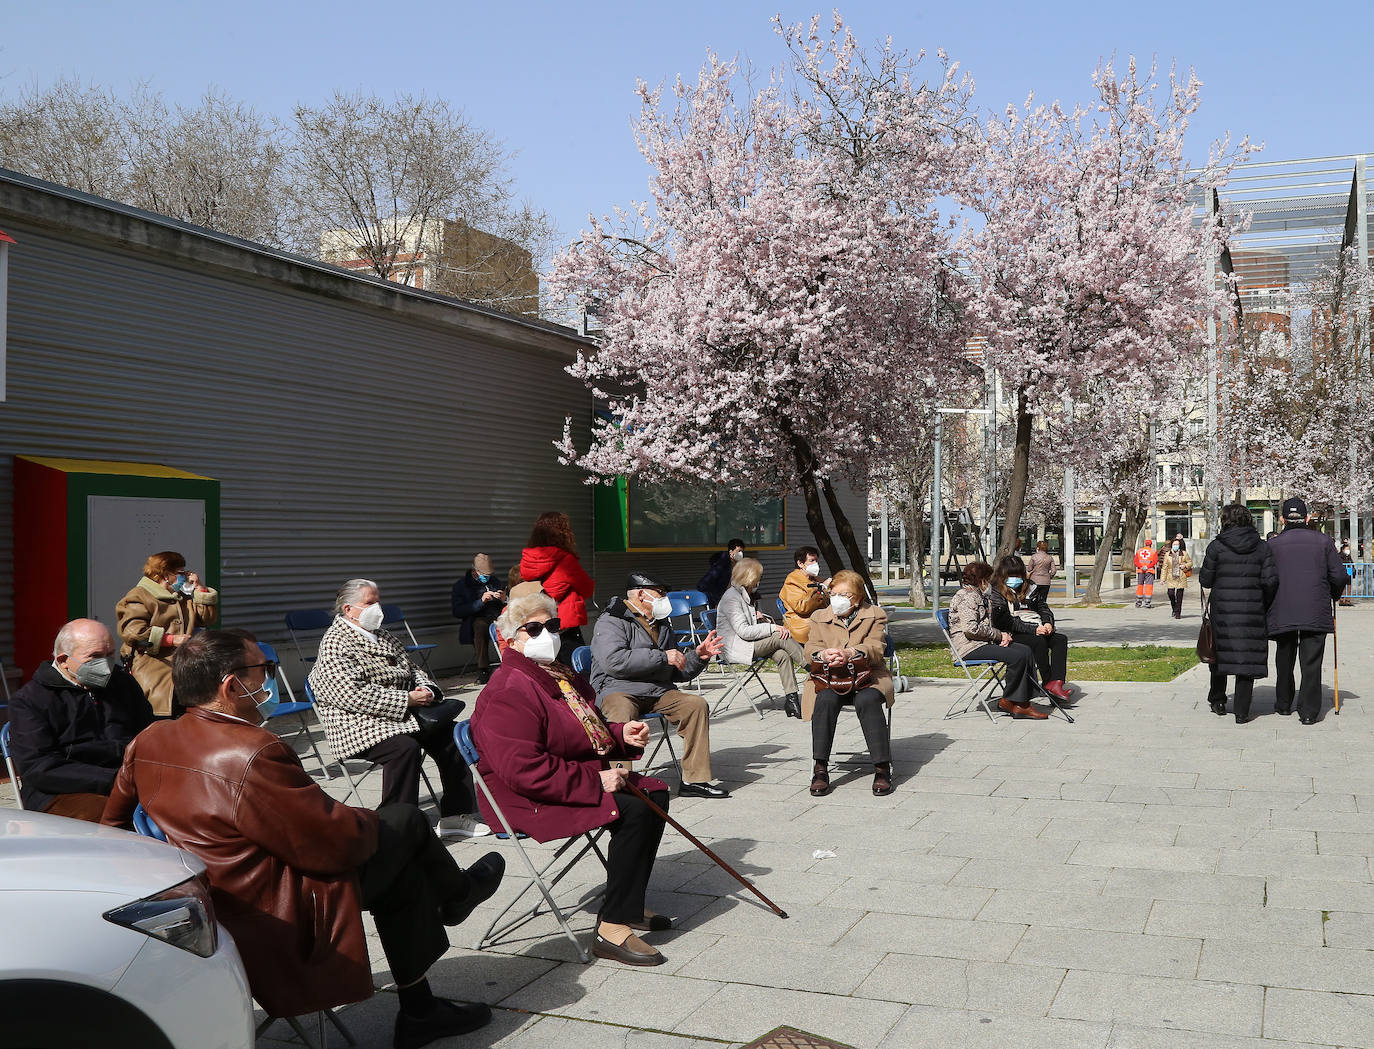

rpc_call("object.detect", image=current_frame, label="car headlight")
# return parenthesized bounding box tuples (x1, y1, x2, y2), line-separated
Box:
(103, 874, 219, 959)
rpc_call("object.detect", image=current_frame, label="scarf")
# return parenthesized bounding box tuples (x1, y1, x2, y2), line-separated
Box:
(544, 663, 615, 755)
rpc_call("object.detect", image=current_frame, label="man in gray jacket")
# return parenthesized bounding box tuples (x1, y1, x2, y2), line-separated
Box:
(591, 572, 730, 798)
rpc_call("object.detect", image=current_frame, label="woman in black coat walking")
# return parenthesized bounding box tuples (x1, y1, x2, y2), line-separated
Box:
(1199, 503, 1279, 723)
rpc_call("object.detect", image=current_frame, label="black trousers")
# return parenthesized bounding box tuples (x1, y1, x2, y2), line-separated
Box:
(600, 788, 669, 925)
(357, 804, 468, 986)
(1168, 588, 1185, 617)
(1020, 631, 1068, 683)
(963, 641, 1033, 703)
(472, 612, 501, 669)
(811, 686, 891, 764)
(1273, 630, 1327, 720)
(357, 723, 476, 817)
(1208, 670, 1255, 720)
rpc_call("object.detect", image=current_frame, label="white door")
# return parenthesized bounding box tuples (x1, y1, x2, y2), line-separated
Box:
(87, 496, 207, 625)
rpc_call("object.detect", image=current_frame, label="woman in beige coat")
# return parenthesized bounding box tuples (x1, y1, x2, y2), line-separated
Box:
(115, 550, 219, 715)
(802, 570, 893, 798)
(1158, 536, 1194, 620)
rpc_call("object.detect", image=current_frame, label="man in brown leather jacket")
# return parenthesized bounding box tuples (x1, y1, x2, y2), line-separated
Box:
(102, 629, 505, 1049)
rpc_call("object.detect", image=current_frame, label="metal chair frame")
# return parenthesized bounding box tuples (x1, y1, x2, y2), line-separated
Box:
(258, 642, 330, 777)
(1, 722, 22, 809)
(934, 609, 1005, 721)
(453, 720, 607, 962)
(698, 609, 771, 719)
(380, 604, 437, 673)
(284, 609, 334, 666)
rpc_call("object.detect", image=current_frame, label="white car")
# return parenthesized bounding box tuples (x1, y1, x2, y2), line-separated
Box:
(0, 809, 254, 1049)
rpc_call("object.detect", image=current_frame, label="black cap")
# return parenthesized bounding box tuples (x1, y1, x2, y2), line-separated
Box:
(1282, 497, 1307, 523)
(626, 571, 670, 593)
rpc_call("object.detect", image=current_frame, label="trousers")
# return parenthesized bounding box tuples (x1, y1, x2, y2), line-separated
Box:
(600, 689, 713, 783)
(1168, 588, 1185, 616)
(962, 641, 1033, 703)
(1208, 670, 1255, 720)
(811, 686, 891, 763)
(1273, 630, 1327, 720)
(1135, 572, 1156, 599)
(43, 792, 110, 822)
(752, 633, 805, 693)
(357, 804, 467, 986)
(1020, 631, 1068, 682)
(600, 788, 669, 925)
(357, 722, 476, 817)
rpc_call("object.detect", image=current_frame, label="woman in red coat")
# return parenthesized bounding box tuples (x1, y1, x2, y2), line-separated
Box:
(470, 589, 673, 967)
(519, 511, 595, 663)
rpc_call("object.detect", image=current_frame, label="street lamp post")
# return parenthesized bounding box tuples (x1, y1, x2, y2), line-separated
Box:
(931, 407, 990, 616)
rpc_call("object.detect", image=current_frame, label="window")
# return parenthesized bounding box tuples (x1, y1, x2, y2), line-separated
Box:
(1189, 418, 1205, 437)
(625, 480, 784, 549)
(1163, 512, 1192, 539)
(1191, 467, 1204, 486)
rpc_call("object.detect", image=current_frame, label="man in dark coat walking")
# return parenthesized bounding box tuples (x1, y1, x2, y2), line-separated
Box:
(1200, 503, 1279, 723)
(1267, 497, 1348, 724)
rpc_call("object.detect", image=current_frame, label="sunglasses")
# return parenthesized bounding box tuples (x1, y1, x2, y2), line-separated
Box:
(518, 618, 561, 638)
(229, 661, 279, 681)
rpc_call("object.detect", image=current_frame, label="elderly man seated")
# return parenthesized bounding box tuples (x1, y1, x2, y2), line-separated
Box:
(591, 572, 729, 799)
(450, 553, 507, 684)
(8, 618, 153, 820)
(103, 629, 505, 1048)
(310, 578, 489, 838)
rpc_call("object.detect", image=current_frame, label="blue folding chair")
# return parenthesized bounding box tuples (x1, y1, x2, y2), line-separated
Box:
(1, 722, 21, 809)
(934, 608, 1004, 721)
(569, 646, 681, 781)
(453, 720, 607, 962)
(666, 590, 709, 646)
(698, 609, 770, 719)
(380, 604, 437, 673)
(257, 641, 330, 777)
(284, 609, 334, 665)
(132, 803, 167, 841)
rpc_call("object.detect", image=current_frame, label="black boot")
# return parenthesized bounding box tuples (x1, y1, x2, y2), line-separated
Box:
(783, 692, 802, 719)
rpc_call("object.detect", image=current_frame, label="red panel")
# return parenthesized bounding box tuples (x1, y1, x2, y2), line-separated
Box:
(14, 457, 68, 681)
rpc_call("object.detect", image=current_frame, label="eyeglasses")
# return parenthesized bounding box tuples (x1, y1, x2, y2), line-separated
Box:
(229, 661, 279, 681)
(517, 618, 561, 638)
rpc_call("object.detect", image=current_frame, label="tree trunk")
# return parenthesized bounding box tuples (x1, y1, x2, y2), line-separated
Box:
(780, 422, 845, 573)
(821, 477, 877, 598)
(904, 500, 928, 608)
(1083, 505, 1122, 605)
(1118, 506, 1145, 576)
(997, 386, 1033, 559)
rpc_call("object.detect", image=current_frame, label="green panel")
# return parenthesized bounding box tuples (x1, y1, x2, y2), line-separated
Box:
(593, 477, 629, 553)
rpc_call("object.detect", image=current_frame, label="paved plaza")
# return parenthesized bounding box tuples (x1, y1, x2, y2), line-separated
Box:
(9, 600, 1373, 1048)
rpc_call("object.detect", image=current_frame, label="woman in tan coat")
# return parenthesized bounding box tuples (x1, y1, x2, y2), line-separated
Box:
(1158, 535, 1194, 620)
(779, 545, 830, 644)
(802, 570, 893, 798)
(115, 550, 219, 715)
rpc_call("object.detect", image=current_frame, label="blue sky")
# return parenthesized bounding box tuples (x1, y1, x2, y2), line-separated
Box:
(4, 0, 1368, 247)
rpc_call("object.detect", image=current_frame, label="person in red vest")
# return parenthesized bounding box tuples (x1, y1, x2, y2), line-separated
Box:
(1133, 538, 1159, 608)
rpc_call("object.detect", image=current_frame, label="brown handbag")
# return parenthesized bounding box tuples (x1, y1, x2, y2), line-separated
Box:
(808, 653, 873, 696)
(1196, 589, 1216, 665)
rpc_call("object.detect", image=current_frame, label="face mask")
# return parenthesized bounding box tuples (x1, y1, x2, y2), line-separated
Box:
(1005, 577, 1024, 590)
(74, 655, 116, 690)
(1172, 543, 1180, 552)
(356, 602, 385, 631)
(522, 627, 560, 664)
(730, 549, 743, 561)
(649, 595, 673, 621)
(236, 676, 276, 721)
(477, 573, 490, 583)
(830, 595, 853, 617)
(171, 572, 195, 595)
(803, 562, 820, 578)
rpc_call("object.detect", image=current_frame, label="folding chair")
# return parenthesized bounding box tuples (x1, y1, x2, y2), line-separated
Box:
(453, 720, 607, 962)
(303, 680, 440, 809)
(380, 605, 437, 673)
(258, 641, 330, 778)
(570, 646, 682, 781)
(1, 722, 21, 809)
(934, 609, 1004, 722)
(666, 590, 708, 645)
(487, 622, 504, 668)
(285, 609, 334, 665)
(698, 609, 771, 719)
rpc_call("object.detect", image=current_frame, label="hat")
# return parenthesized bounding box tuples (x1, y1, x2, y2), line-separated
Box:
(509, 581, 546, 601)
(626, 571, 670, 593)
(1282, 497, 1307, 524)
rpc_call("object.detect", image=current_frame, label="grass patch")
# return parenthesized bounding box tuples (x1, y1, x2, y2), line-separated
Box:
(897, 643, 1197, 682)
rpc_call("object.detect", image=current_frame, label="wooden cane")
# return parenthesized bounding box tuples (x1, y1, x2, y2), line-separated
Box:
(1333, 606, 1341, 715)
(624, 780, 789, 919)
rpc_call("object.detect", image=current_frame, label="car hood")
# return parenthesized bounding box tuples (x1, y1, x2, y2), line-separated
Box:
(0, 810, 204, 895)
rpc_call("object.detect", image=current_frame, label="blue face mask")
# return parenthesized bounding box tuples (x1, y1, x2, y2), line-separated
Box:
(236, 675, 277, 721)
(172, 573, 188, 590)
(1005, 577, 1024, 590)
(477, 573, 490, 583)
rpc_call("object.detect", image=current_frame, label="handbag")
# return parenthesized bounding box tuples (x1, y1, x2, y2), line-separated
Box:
(412, 696, 466, 729)
(1195, 589, 1216, 665)
(808, 653, 873, 696)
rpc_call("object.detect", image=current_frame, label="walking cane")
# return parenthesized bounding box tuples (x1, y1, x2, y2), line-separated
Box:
(1333, 603, 1341, 715)
(624, 780, 789, 919)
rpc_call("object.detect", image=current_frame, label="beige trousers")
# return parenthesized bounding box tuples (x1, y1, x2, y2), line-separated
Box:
(600, 689, 713, 783)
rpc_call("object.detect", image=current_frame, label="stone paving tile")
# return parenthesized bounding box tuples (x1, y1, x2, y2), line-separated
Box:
(674, 936, 884, 995)
(931, 832, 1078, 866)
(952, 857, 1110, 894)
(1101, 869, 1267, 907)
(1316, 830, 1374, 856)
(688, 896, 865, 947)
(494, 1015, 736, 1049)
(673, 984, 908, 1048)
(1321, 909, 1374, 949)
(1144, 899, 1325, 947)
(1215, 848, 1372, 882)
(505, 967, 723, 1029)
(1048, 970, 1265, 1037)
(854, 955, 1065, 1014)
(828, 848, 968, 883)
(838, 912, 1028, 962)
(1068, 841, 1219, 873)
(1010, 928, 1201, 979)
(1198, 938, 1374, 995)
(977, 889, 1151, 933)
(818, 877, 994, 920)
(1262, 987, 1374, 1046)
(877, 1004, 1110, 1049)
(1102, 1023, 1337, 1049)
(1038, 816, 1181, 847)
(1173, 826, 1318, 854)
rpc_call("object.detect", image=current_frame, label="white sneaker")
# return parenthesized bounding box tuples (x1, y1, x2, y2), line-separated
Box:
(438, 814, 492, 838)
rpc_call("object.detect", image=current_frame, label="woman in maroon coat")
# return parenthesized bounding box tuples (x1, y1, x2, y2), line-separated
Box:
(470, 590, 673, 967)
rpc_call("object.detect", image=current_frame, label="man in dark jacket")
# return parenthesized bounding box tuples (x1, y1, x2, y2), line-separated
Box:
(450, 553, 506, 683)
(696, 538, 745, 607)
(7, 618, 153, 820)
(1200, 504, 1279, 724)
(591, 572, 729, 798)
(1267, 498, 1348, 724)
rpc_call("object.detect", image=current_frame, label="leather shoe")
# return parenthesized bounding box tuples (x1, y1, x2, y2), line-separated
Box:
(1299, 715, 1318, 725)
(1274, 705, 1293, 716)
(810, 765, 831, 797)
(1235, 714, 1253, 724)
(592, 932, 665, 966)
(627, 913, 676, 932)
(783, 692, 802, 718)
(394, 998, 492, 1049)
(1209, 699, 1228, 716)
(998, 697, 1048, 720)
(439, 852, 505, 926)
(679, 781, 731, 799)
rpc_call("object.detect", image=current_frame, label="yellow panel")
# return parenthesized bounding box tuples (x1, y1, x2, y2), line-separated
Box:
(15, 455, 213, 480)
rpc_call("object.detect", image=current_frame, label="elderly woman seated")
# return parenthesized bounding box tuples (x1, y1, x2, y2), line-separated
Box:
(470, 589, 674, 967)
(717, 557, 807, 716)
(946, 561, 1043, 719)
(803, 570, 895, 798)
(988, 554, 1074, 700)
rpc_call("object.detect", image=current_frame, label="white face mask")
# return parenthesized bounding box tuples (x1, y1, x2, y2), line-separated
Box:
(803, 562, 820, 578)
(522, 627, 560, 664)
(1172, 543, 1180, 552)
(355, 602, 385, 632)
(730, 549, 743, 561)
(649, 595, 673, 621)
(829, 594, 853, 617)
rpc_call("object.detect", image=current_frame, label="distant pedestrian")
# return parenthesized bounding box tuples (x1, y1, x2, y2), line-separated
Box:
(1199, 504, 1278, 724)
(1158, 536, 1194, 619)
(1339, 541, 1355, 606)
(1026, 541, 1057, 602)
(1133, 538, 1158, 608)
(1267, 498, 1348, 724)
(696, 539, 745, 608)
